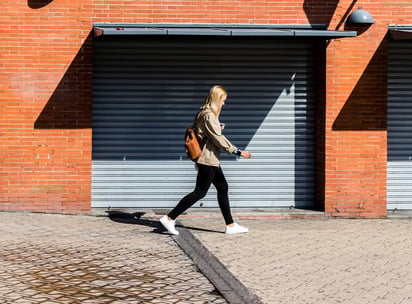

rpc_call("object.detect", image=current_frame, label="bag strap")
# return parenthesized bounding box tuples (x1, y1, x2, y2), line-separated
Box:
(184, 112, 200, 132)
(192, 111, 201, 129)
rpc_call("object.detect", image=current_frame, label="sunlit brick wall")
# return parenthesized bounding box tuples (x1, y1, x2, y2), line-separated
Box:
(1, 0, 411, 216)
(0, 0, 318, 214)
(321, 1, 397, 218)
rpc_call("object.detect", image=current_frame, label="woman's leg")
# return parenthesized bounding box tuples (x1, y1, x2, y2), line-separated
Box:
(212, 166, 234, 225)
(168, 164, 215, 220)
(214, 169, 249, 234)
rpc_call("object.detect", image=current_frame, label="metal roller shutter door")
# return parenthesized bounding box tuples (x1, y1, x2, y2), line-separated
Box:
(387, 41, 412, 210)
(92, 36, 315, 209)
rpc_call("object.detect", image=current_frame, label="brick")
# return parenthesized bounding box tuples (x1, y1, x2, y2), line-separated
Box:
(2, 1, 410, 215)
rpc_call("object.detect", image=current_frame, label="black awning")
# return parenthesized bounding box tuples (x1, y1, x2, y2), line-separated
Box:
(389, 26, 412, 40)
(93, 23, 357, 39)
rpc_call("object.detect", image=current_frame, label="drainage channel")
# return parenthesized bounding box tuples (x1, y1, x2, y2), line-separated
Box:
(173, 224, 263, 304)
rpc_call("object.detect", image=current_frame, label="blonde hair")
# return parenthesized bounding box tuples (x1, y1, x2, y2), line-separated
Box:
(200, 85, 227, 117)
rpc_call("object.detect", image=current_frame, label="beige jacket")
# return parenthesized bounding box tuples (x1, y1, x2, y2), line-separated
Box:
(195, 110, 237, 167)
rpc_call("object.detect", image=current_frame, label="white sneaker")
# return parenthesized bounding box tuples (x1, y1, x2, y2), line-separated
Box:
(160, 215, 179, 235)
(225, 223, 249, 234)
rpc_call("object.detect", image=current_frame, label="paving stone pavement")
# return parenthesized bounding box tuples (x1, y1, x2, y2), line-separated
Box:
(178, 216, 412, 304)
(0, 212, 227, 304)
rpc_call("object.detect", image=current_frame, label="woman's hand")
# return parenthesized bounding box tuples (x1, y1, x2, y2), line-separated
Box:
(240, 151, 252, 159)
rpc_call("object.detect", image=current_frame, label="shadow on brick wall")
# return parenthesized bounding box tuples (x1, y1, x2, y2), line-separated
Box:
(28, 0, 54, 9)
(303, 0, 340, 26)
(332, 40, 387, 131)
(34, 32, 93, 129)
(304, 0, 360, 30)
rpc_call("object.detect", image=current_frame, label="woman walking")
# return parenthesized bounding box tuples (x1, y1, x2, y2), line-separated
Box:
(160, 85, 252, 235)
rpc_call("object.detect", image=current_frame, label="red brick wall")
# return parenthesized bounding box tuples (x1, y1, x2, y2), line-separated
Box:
(1, 1, 93, 213)
(321, 2, 395, 218)
(1, 1, 410, 216)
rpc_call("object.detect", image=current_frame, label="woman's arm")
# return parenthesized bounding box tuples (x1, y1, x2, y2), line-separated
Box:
(201, 113, 252, 158)
(202, 112, 236, 154)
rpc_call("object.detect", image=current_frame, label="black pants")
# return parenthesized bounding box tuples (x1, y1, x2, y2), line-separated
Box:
(168, 164, 234, 225)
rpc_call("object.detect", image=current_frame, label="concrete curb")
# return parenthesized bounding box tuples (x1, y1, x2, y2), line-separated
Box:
(173, 224, 263, 304)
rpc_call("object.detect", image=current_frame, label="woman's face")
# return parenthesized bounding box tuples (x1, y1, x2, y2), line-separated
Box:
(221, 95, 227, 106)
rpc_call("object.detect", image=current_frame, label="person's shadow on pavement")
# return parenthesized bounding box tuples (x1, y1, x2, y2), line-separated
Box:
(107, 210, 222, 234)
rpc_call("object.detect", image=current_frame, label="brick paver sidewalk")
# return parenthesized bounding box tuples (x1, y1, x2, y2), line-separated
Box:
(0, 212, 227, 304)
(179, 217, 412, 304)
